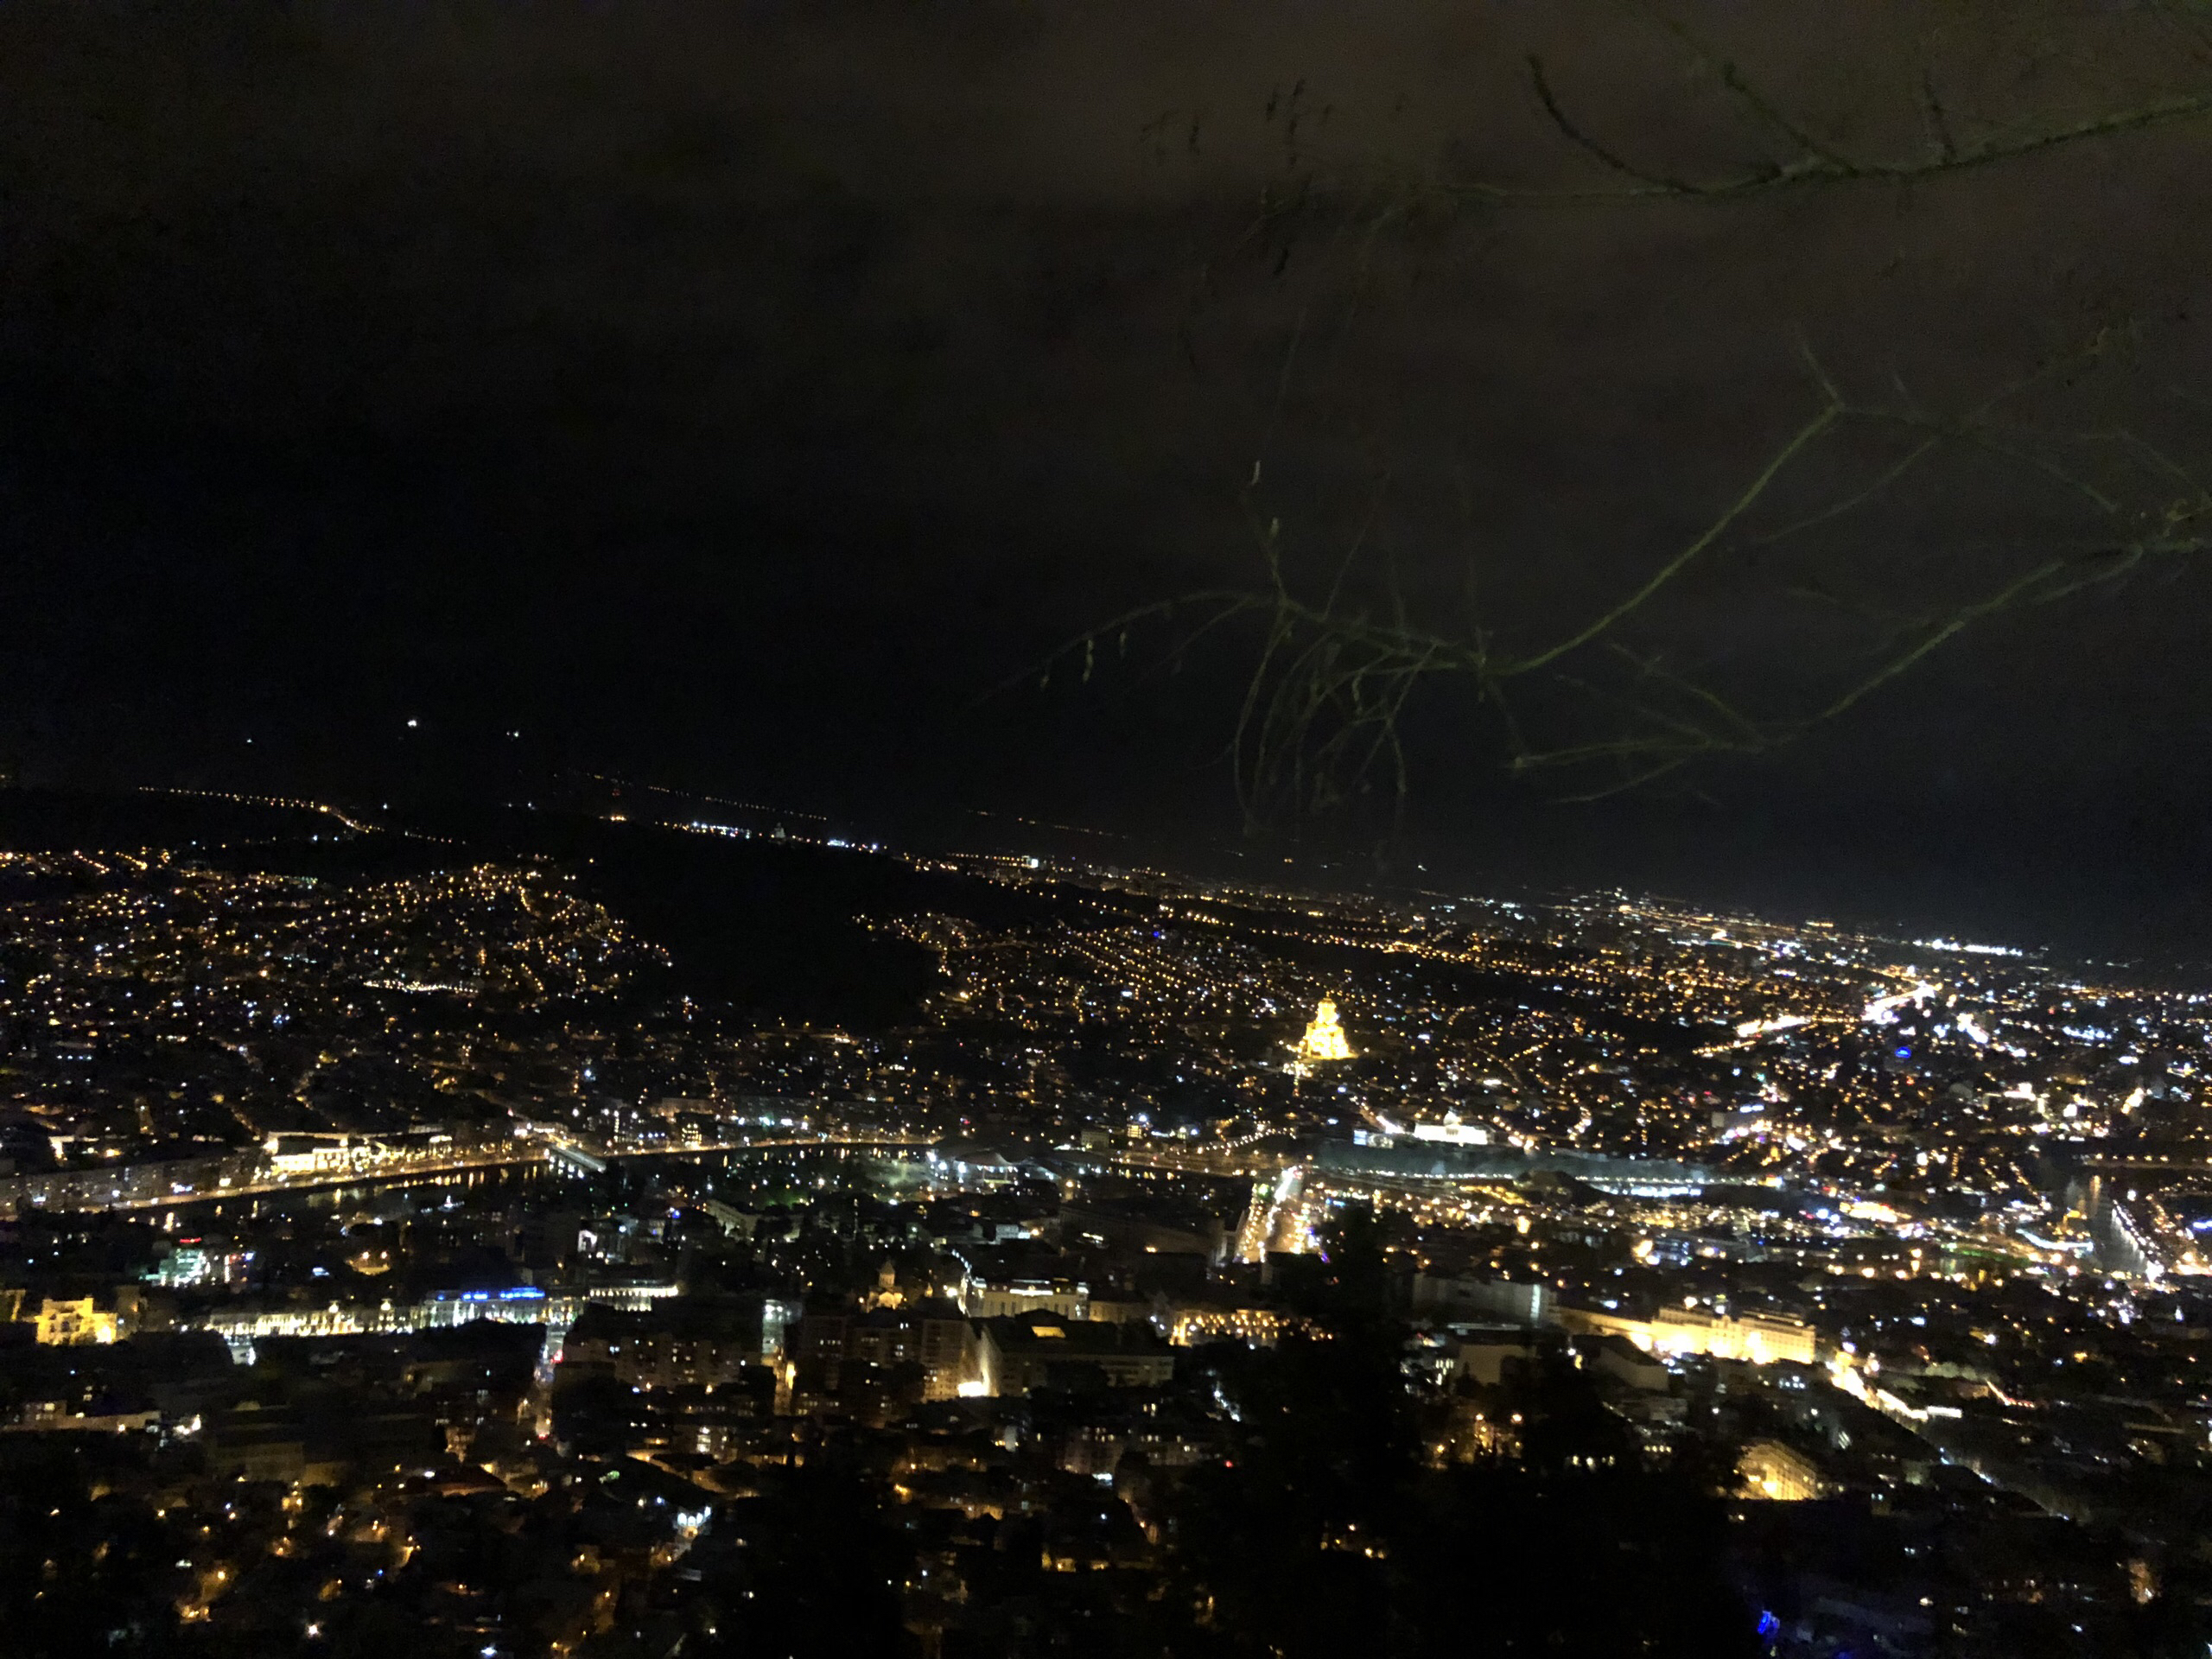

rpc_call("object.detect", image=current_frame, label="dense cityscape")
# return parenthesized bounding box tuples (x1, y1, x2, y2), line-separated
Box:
(10, 1, 2212, 1654)
(3, 794, 2211, 1658)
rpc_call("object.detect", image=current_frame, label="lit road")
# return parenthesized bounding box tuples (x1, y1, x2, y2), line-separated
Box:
(0, 1128, 943, 1215)
(1103, 1141, 1293, 1179)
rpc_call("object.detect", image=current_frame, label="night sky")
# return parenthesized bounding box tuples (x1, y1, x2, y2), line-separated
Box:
(3, 2, 2210, 956)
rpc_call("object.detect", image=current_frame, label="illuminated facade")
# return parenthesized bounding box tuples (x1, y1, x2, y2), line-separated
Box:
(1739, 1440, 1831, 1501)
(1650, 1306, 1820, 1364)
(188, 1287, 582, 1363)
(959, 1279, 1089, 1320)
(1411, 1116, 1489, 1147)
(34, 1296, 120, 1345)
(1159, 1303, 1298, 1348)
(1297, 998, 1354, 1064)
(1558, 1305, 1819, 1366)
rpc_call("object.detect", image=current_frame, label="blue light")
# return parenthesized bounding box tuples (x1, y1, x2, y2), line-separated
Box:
(498, 1287, 545, 1300)
(1757, 1611, 1780, 1639)
(1893, 1046, 1912, 1060)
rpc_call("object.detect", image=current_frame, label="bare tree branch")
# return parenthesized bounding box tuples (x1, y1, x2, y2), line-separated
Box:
(1461, 44, 2212, 205)
(1021, 11, 2212, 841)
(1026, 341, 2212, 823)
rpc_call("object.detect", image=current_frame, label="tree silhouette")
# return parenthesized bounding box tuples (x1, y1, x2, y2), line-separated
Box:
(1033, 3, 2212, 829)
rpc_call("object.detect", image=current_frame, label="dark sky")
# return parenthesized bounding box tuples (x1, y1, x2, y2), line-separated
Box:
(3, 1, 2210, 955)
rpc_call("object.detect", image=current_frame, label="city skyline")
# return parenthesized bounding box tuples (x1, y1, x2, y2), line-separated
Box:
(7, 4, 2212, 1656)
(3, 791, 2211, 1654)
(0, 3, 2209, 957)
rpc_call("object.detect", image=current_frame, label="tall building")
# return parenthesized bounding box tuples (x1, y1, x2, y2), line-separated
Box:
(1298, 998, 1353, 1065)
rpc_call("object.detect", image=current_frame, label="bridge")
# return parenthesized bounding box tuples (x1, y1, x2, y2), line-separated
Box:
(1098, 1134, 1294, 1181)
(2079, 1149, 2212, 1173)
(0, 1128, 942, 1215)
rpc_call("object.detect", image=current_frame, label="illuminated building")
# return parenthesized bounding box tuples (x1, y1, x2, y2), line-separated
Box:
(1297, 997, 1353, 1064)
(1557, 1305, 1818, 1366)
(147, 1243, 233, 1287)
(958, 1278, 1089, 1320)
(1411, 1116, 1489, 1147)
(1649, 1306, 1820, 1364)
(34, 1296, 120, 1346)
(263, 1134, 384, 1177)
(794, 1300, 977, 1400)
(557, 1301, 768, 1389)
(1739, 1440, 1832, 1501)
(1155, 1301, 1300, 1348)
(190, 1287, 568, 1361)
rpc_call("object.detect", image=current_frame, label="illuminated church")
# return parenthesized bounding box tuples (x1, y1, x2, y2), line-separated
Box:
(1297, 997, 1354, 1065)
